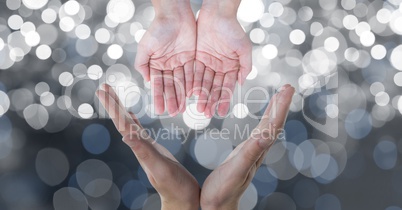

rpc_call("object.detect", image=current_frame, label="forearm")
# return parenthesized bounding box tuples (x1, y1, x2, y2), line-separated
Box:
(201, 0, 241, 18)
(151, 0, 192, 18)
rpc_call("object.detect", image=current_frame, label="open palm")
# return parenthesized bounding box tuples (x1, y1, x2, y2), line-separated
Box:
(201, 85, 295, 209)
(135, 16, 196, 116)
(96, 84, 199, 209)
(194, 11, 252, 118)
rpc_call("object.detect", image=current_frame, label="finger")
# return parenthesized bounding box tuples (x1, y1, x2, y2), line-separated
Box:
(128, 112, 143, 129)
(193, 60, 205, 96)
(163, 71, 179, 116)
(217, 71, 237, 117)
(184, 61, 194, 97)
(237, 45, 252, 85)
(134, 48, 151, 82)
(197, 68, 214, 113)
(204, 73, 224, 118)
(122, 133, 169, 177)
(233, 85, 294, 173)
(151, 69, 165, 115)
(96, 90, 139, 137)
(174, 67, 186, 113)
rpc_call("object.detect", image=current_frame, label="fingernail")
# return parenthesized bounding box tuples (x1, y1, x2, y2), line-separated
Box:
(278, 84, 291, 92)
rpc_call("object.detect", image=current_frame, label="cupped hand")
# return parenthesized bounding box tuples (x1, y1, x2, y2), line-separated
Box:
(96, 84, 200, 210)
(200, 85, 295, 210)
(194, 9, 252, 118)
(135, 11, 196, 116)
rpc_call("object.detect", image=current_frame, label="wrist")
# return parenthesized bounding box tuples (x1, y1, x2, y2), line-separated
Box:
(201, 203, 239, 210)
(201, 0, 241, 18)
(161, 200, 199, 210)
(152, 0, 193, 19)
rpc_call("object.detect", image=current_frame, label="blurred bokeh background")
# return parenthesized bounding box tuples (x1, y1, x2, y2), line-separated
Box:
(1, 0, 402, 209)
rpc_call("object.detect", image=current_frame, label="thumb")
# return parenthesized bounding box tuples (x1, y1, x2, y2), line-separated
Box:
(122, 133, 164, 172)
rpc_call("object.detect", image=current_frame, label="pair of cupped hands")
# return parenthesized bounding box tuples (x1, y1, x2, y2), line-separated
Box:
(97, 1, 294, 209)
(134, 0, 252, 118)
(96, 84, 295, 210)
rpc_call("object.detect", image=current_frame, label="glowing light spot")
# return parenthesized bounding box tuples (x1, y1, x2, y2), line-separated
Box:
(355, 21, 371, 36)
(23, 104, 49, 130)
(289, 29, 306, 45)
(250, 28, 265, 44)
(75, 24, 91, 40)
(233, 103, 249, 119)
(95, 28, 110, 44)
(238, 0, 264, 22)
(269, 2, 284, 17)
(325, 104, 339, 118)
(6, 0, 21, 10)
(183, 104, 211, 130)
(324, 37, 339, 52)
(376, 9, 392, 24)
(107, 44, 123, 59)
(40, 92, 55, 106)
(107, 0, 135, 24)
(390, 45, 402, 71)
(36, 45, 52, 60)
(298, 6, 313, 21)
(35, 82, 50, 95)
(299, 73, 316, 90)
(319, 0, 337, 10)
(370, 82, 385, 96)
(344, 47, 360, 62)
(59, 72, 74, 87)
(8, 15, 23, 30)
(42, 8, 57, 24)
(20, 22, 36, 36)
(59, 17, 75, 32)
(25, 31, 41, 47)
(64, 0, 80, 16)
(398, 97, 402, 115)
(360, 31, 375, 47)
(343, 15, 358, 30)
(22, 0, 48, 10)
(87, 65, 103, 80)
(260, 13, 275, 28)
(310, 22, 323, 36)
(341, 0, 356, 10)
(371, 45, 386, 60)
(375, 91, 390, 107)
(262, 44, 278, 59)
(394, 72, 402, 86)
(78, 103, 94, 119)
(0, 91, 10, 116)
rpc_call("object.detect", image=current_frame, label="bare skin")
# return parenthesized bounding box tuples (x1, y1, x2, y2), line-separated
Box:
(96, 84, 200, 210)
